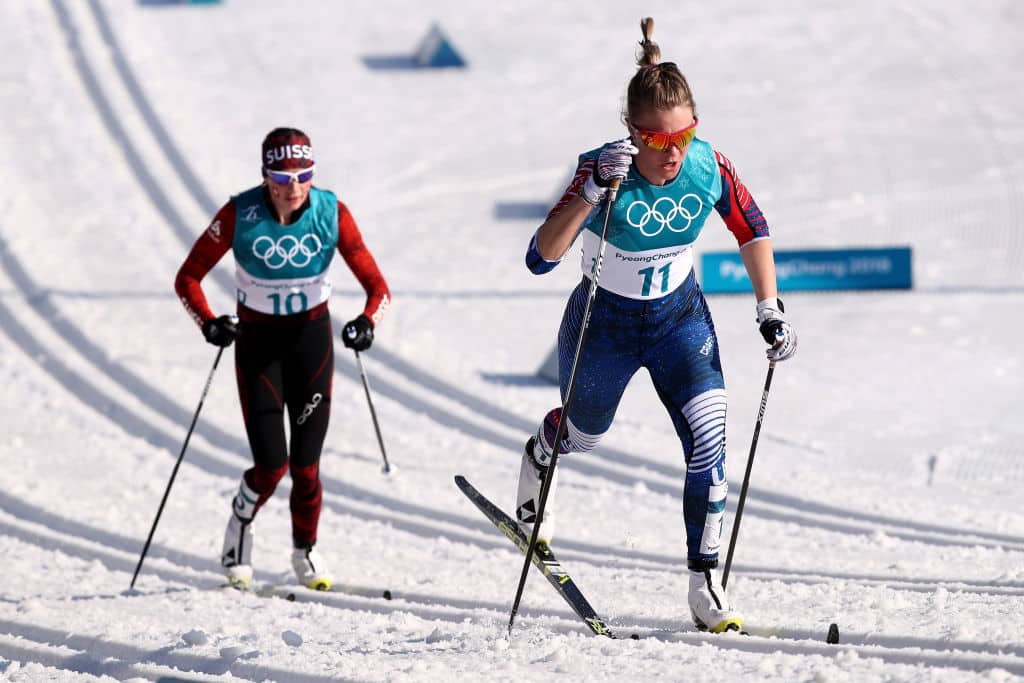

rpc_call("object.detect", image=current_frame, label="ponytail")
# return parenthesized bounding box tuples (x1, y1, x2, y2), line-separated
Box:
(637, 16, 661, 68)
(626, 17, 696, 119)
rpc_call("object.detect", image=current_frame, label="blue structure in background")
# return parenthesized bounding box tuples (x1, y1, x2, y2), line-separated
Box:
(494, 201, 550, 220)
(701, 246, 913, 293)
(415, 24, 466, 68)
(363, 23, 466, 70)
(494, 165, 577, 221)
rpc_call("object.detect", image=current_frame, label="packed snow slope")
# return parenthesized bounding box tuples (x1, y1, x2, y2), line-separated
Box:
(1, 1, 1023, 681)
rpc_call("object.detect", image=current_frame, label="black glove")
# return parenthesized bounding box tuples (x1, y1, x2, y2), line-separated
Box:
(342, 314, 374, 352)
(202, 315, 239, 348)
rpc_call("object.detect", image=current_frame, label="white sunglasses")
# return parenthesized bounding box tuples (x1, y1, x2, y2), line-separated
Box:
(264, 166, 316, 185)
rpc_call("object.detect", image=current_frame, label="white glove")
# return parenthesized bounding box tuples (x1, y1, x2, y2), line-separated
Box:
(581, 138, 638, 205)
(756, 298, 797, 362)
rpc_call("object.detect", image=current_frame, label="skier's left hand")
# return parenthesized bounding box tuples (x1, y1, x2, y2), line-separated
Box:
(202, 314, 240, 348)
(756, 298, 797, 362)
(342, 314, 374, 352)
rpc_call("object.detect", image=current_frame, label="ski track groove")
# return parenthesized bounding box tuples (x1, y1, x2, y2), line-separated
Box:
(0, 622, 356, 683)
(0, 1, 1010, 676)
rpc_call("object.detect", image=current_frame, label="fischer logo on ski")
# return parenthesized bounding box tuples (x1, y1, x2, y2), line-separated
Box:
(497, 519, 571, 585)
(456, 475, 616, 638)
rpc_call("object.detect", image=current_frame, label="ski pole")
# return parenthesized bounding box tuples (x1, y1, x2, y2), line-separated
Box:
(721, 358, 776, 589)
(508, 177, 621, 637)
(130, 346, 225, 589)
(354, 350, 392, 474)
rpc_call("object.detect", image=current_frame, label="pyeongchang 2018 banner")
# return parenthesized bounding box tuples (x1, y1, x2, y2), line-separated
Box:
(700, 247, 913, 293)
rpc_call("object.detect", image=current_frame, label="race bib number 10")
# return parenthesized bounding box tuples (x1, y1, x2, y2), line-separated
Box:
(235, 273, 332, 316)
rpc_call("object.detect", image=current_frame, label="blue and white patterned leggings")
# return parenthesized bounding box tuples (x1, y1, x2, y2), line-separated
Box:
(535, 272, 729, 570)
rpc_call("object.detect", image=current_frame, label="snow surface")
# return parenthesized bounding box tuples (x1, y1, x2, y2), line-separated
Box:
(1, 1, 1023, 681)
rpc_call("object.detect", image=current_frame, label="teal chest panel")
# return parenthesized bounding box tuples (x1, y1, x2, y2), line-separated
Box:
(231, 186, 339, 280)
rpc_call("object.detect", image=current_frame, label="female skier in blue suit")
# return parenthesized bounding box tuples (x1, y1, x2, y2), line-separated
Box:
(515, 17, 797, 634)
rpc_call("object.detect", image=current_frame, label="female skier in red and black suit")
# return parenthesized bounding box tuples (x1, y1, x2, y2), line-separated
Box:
(175, 127, 390, 590)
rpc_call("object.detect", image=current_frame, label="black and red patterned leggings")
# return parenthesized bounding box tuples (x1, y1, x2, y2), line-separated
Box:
(234, 306, 334, 548)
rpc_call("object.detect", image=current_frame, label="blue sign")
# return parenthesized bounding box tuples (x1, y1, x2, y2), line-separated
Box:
(700, 246, 913, 293)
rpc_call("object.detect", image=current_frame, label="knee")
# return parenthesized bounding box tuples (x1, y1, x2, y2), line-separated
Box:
(682, 389, 728, 425)
(682, 389, 727, 472)
(538, 407, 604, 457)
(290, 462, 321, 494)
(246, 464, 288, 493)
(538, 409, 565, 454)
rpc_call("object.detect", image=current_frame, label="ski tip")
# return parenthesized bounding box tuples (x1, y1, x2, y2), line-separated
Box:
(382, 589, 393, 600)
(827, 623, 839, 644)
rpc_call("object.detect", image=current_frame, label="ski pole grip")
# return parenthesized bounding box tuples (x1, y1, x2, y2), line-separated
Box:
(607, 176, 622, 202)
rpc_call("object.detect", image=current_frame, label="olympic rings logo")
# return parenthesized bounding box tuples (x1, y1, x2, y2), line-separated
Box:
(625, 194, 704, 237)
(252, 234, 323, 269)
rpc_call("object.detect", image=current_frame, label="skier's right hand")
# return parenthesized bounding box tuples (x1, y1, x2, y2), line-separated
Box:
(581, 138, 637, 205)
(202, 314, 239, 347)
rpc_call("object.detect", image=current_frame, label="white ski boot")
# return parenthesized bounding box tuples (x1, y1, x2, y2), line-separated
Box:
(292, 545, 333, 591)
(688, 568, 743, 633)
(221, 477, 258, 589)
(221, 513, 254, 589)
(515, 436, 558, 545)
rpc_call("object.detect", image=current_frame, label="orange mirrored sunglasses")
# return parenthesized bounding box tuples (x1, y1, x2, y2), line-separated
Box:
(629, 118, 699, 152)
